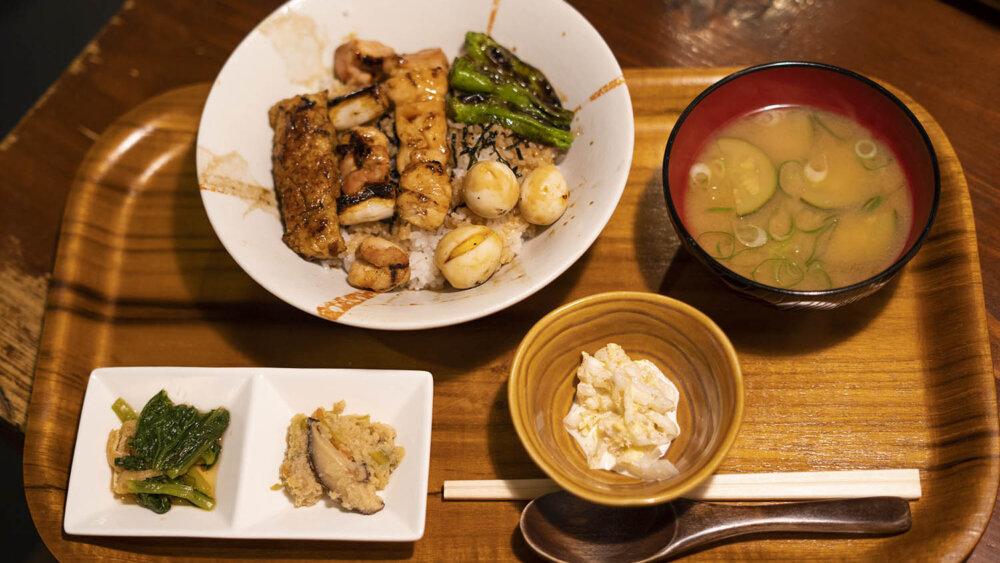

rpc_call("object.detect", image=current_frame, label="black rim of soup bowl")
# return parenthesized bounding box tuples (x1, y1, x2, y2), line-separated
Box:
(661, 61, 941, 309)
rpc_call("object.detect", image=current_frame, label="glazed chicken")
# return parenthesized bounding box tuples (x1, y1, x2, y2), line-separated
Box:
(333, 39, 395, 86)
(336, 127, 392, 196)
(382, 48, 453, 230)
(268, 92, 346, 259)
(326, 84, 390, 131)
(347, 236, 411, 293)
(335, 127, 396, 225)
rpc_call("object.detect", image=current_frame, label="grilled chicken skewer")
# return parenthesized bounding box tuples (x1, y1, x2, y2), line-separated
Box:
(333, 39, 395, 87)
(335, 127, 396, 225)
(348, 236, 411, 293)
(383, 48, 453, 231)
(327, 85, 391, 131)
(268, 92, 346, 259)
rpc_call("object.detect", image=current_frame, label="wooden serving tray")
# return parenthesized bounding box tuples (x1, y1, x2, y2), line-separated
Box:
(24, 69, 998, 561)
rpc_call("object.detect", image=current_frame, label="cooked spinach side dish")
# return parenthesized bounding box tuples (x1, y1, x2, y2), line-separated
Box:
(106, 390, 229, 514)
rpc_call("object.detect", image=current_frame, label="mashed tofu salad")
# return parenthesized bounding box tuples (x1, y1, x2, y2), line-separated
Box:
(563, 343, 682, 481)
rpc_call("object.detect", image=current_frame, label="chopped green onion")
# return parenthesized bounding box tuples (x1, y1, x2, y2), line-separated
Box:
(752, 258, 804, 288)
(811, 112, 847, 140)
(854, 139, 877, 159)
(768, 208, 795, 241)
(804, 155, 828, 183)
(804, 262, 833, 290)
(735, 224, 767, 248)
(862, 196, 883, 212)
(795, 208, 838, 233)
(696, 231, 736, 259)
(807, 220, 838, 265)
(690, 163, 712, 186)
(778, 160, 807, 198)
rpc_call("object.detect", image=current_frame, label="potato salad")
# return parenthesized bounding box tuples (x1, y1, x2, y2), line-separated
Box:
(562, 343, 681, 481)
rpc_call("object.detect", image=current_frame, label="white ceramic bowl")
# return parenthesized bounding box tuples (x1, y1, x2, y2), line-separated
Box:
(196, 0, 633, 330)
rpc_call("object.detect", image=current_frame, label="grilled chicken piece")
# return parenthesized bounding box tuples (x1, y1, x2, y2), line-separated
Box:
(334, 39, 395, 86)
(338, 183, 396, 226)
(268, 93, 346, 259)
(336, 127, 392, 196)
(327, 84, 390, 131)
(335, 127, 395, 225)
(348, 236, 410, 292)
(397, 161, 451, 230)
(382, 48, 453, 230)
(383, 49, 452, 171)
(307, 417, 384, 514)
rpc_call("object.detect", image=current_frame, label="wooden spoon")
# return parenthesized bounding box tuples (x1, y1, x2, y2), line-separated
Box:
(519, 491, 911, 562)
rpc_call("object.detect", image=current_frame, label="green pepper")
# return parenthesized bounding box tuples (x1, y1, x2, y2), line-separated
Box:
(448, 94, 574, 150)
(450, 57, 574, 128)
(463, 32, 562, 108)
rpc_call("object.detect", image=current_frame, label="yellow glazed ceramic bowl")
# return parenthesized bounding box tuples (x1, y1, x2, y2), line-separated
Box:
(509, 291, 744, 506)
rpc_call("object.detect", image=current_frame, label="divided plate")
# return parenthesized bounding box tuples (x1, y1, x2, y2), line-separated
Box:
(64, 367, 433, 540)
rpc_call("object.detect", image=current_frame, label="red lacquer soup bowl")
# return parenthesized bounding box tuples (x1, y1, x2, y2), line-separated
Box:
(662, 62, 940, 310)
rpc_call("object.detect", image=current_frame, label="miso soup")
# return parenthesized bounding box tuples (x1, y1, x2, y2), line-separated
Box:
(683, 107, 913, 290)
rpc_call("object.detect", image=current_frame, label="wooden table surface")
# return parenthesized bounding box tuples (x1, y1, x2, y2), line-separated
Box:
(3, 0, 998, 560)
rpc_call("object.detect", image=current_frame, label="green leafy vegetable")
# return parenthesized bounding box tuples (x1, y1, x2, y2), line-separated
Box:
(134, 490, 171, 514)
(128, 475, 215, 511)
(862, 196, 883, 212)
(199, 442, 221, 469)
(113, 455, 147, 471)
(110, 390, 229, 514)
(129, 390, 230, 479)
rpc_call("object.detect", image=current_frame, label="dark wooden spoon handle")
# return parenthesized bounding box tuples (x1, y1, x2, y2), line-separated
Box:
(662, 497, 910, 560)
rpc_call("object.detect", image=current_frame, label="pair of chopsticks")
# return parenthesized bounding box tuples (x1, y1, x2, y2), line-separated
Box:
(442, 469, 921, 501)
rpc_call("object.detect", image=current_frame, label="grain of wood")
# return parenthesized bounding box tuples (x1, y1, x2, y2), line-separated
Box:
(21, 72, 997, 561)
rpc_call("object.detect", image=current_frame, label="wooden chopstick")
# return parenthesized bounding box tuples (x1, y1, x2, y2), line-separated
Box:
(442, 469, 921, 501)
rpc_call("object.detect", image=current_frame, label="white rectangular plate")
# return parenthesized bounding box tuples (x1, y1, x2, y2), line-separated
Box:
(64, 367, 433, 540)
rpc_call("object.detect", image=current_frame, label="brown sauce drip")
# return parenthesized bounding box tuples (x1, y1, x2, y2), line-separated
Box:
(487, 0, 501, 35)
(573, 76, 626, 113)
(198, 150, 277, 216)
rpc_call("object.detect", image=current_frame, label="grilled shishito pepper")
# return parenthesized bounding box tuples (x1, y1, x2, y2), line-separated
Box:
(463, 31, 563, 108)
(449, 57, 574, 128)
(448, 93, 575, 150)
(449, 32, 575, 149)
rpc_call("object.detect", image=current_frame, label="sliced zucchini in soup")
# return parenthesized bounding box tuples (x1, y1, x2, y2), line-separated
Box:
(799, 143, 869, 209)
(716, 137, 776, 216)
(778, 160, 807, 199)
(822, 207, 899, 267)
